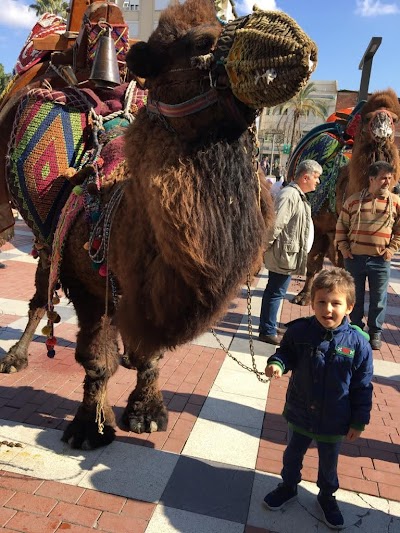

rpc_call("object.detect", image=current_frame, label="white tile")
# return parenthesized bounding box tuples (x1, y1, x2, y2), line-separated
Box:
(182, 418, 260, 469)
(0, 298, 30, 316)
(0, 421, 102, 485)
(145, 505, 244, 533)
(373, 359, 400, 381)
(247, 471, 400, 532)
(200, 389, 266, 430)
(212, 365, 269, 400)
(221, 348, 274, 376)
(78, 440, 179, 502)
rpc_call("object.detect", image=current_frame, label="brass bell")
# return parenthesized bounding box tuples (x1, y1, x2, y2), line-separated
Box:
(89, 26, 121, 89)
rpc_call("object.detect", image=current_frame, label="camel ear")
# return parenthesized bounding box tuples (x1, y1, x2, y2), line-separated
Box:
(126, 41, 163, 78)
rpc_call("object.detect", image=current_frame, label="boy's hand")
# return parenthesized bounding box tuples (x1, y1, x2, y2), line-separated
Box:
(346, 428, 362, 442)
(265, 364, 282, 378)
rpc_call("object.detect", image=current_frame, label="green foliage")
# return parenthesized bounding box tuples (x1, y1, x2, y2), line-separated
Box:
(274, 83, 330, 158)
(0, 63, 12, 94)
(29, 0, 69, 19)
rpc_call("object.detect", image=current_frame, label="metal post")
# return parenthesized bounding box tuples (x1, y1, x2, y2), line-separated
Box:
(358, 37, 382, 102)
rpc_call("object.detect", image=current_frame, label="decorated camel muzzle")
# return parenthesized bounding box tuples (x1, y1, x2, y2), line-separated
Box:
(365, 108, 398, 142)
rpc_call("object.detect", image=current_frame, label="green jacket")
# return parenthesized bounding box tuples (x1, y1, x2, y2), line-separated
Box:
(264, 183, 311, 275)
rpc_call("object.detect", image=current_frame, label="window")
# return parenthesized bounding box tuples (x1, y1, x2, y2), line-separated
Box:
(123, 0, 140, 11)
(128, 21, 139, 37)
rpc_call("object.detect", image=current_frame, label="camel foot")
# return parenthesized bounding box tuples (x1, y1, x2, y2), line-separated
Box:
(62, 417, 116, 450)
(290, 292, 311, 306)
(0, 347, 28, 373)
(121, 401, 168, 434)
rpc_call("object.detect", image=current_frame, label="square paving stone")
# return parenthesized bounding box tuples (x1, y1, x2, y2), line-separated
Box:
(161, 455, 254, 523)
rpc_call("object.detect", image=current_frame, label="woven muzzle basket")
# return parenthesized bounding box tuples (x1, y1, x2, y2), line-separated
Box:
(222, 7, 318, 109)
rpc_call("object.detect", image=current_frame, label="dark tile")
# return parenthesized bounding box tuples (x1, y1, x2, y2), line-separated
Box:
(161, 455, 254, 523)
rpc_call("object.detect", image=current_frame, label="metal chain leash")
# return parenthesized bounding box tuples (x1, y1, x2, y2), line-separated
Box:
(211, 273, 270, 383)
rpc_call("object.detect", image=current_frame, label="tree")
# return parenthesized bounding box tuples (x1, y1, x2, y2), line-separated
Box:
(0, 64, 12, 96)
(29, 0, 69, 18)
(274, 83, 329, 158)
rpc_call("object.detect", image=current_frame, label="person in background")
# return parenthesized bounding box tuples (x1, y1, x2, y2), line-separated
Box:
(270, 168, 286, 198)
(335, 161, 400, 350)
(263, 268, 373, 530)
(259, 159, 322, 345)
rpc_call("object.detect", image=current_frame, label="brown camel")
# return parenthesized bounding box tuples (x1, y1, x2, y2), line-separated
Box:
(291, 88, 400, 306)
(0, 0, 317, 449)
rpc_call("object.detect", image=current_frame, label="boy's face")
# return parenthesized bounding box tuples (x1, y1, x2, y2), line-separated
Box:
(311, 288, 354, 330)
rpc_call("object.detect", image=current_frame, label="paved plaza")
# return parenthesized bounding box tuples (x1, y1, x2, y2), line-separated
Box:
(0, 219, 399, 532)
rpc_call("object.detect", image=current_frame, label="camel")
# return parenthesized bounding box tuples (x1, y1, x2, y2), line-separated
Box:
(0, 0, 317, 449)
(290, 88, 400, 306)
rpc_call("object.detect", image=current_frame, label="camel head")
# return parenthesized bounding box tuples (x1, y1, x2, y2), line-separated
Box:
(349, 88, 400, 195)
(359, 88, 400, 144)
(125, 0, 317, 139)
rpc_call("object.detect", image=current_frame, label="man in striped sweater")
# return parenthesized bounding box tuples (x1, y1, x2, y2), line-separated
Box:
(335, 161, 400, 350)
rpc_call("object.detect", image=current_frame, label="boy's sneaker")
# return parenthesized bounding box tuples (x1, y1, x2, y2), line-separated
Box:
(263, 482, 298, 510)
(317, 494, 344, 529)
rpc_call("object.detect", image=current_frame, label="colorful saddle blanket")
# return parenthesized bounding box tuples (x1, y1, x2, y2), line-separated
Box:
(15, 13, 67, 75)
(286, 102, 364, 215)
(7, 88, 90, 244)
(7, 82, 147, 246)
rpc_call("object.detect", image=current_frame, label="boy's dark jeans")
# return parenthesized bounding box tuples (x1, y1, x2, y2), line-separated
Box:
(282, 430, 341, 495)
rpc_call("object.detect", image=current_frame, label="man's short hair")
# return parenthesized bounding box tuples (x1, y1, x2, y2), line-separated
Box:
(294, 159, 323, 180)
(311, 267, 355, 306)
(368, 161, 394, 177)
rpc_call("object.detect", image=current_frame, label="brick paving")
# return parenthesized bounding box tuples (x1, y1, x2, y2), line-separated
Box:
(0, 220, 399, 532)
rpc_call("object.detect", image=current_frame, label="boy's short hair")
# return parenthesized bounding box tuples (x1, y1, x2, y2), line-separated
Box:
(311, 267, 355, 306)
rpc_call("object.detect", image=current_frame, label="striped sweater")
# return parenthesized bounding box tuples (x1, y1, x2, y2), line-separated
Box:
(335, 190, 400, 256)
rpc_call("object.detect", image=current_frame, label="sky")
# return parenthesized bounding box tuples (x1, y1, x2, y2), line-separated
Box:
(1, 0, 400, 95)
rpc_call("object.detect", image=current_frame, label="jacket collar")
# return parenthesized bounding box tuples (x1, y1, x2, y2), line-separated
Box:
(288, 182, 308, 201)
(311, 316, 350, 339)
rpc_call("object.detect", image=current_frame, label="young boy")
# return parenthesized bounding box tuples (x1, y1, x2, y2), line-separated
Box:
(263, 268, 373, 530)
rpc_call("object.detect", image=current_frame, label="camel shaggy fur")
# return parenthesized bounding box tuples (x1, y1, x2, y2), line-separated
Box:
(292, 88, 400, 306)
(0, 0, 317, 449)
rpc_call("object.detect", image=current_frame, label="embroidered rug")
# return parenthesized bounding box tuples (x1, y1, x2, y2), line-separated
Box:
(15, 13, 66, 75)
(7, 88, 90, 244)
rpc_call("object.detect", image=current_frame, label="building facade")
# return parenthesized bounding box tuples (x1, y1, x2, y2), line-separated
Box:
(115, 0, 236, 41)
(258, 80, 338, 173)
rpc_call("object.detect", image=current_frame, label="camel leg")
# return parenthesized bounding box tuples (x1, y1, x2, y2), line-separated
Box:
(121, 351, 168, 434)
(61, 286, 119, 449)
(0, 257, 48, 373)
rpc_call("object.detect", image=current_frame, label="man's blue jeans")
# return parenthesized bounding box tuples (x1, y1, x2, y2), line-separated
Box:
(259, 271, 291, 336)
(344, 255, 391, 335)
(282, 430, 341, 496)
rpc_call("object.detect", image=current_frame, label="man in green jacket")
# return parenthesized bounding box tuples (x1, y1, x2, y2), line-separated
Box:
(259, 159, 322, 345)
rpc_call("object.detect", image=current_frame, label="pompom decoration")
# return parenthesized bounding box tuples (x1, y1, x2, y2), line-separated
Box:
(47, 310, 59, 321)
(31, 248, 39, 259)
(46, 336, 57, 347)
(47, 349, 56, 358)
(99, 263, 108, 277)
(92, 238, 101, 250)
(72, 185, 83, 196)
(52, 295, 60, 305)
(83, 241, 90, 250)
(41, 325, 52, 336)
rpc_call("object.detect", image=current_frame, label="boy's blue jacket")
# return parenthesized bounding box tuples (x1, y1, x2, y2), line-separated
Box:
(267, 316, 373, 436)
